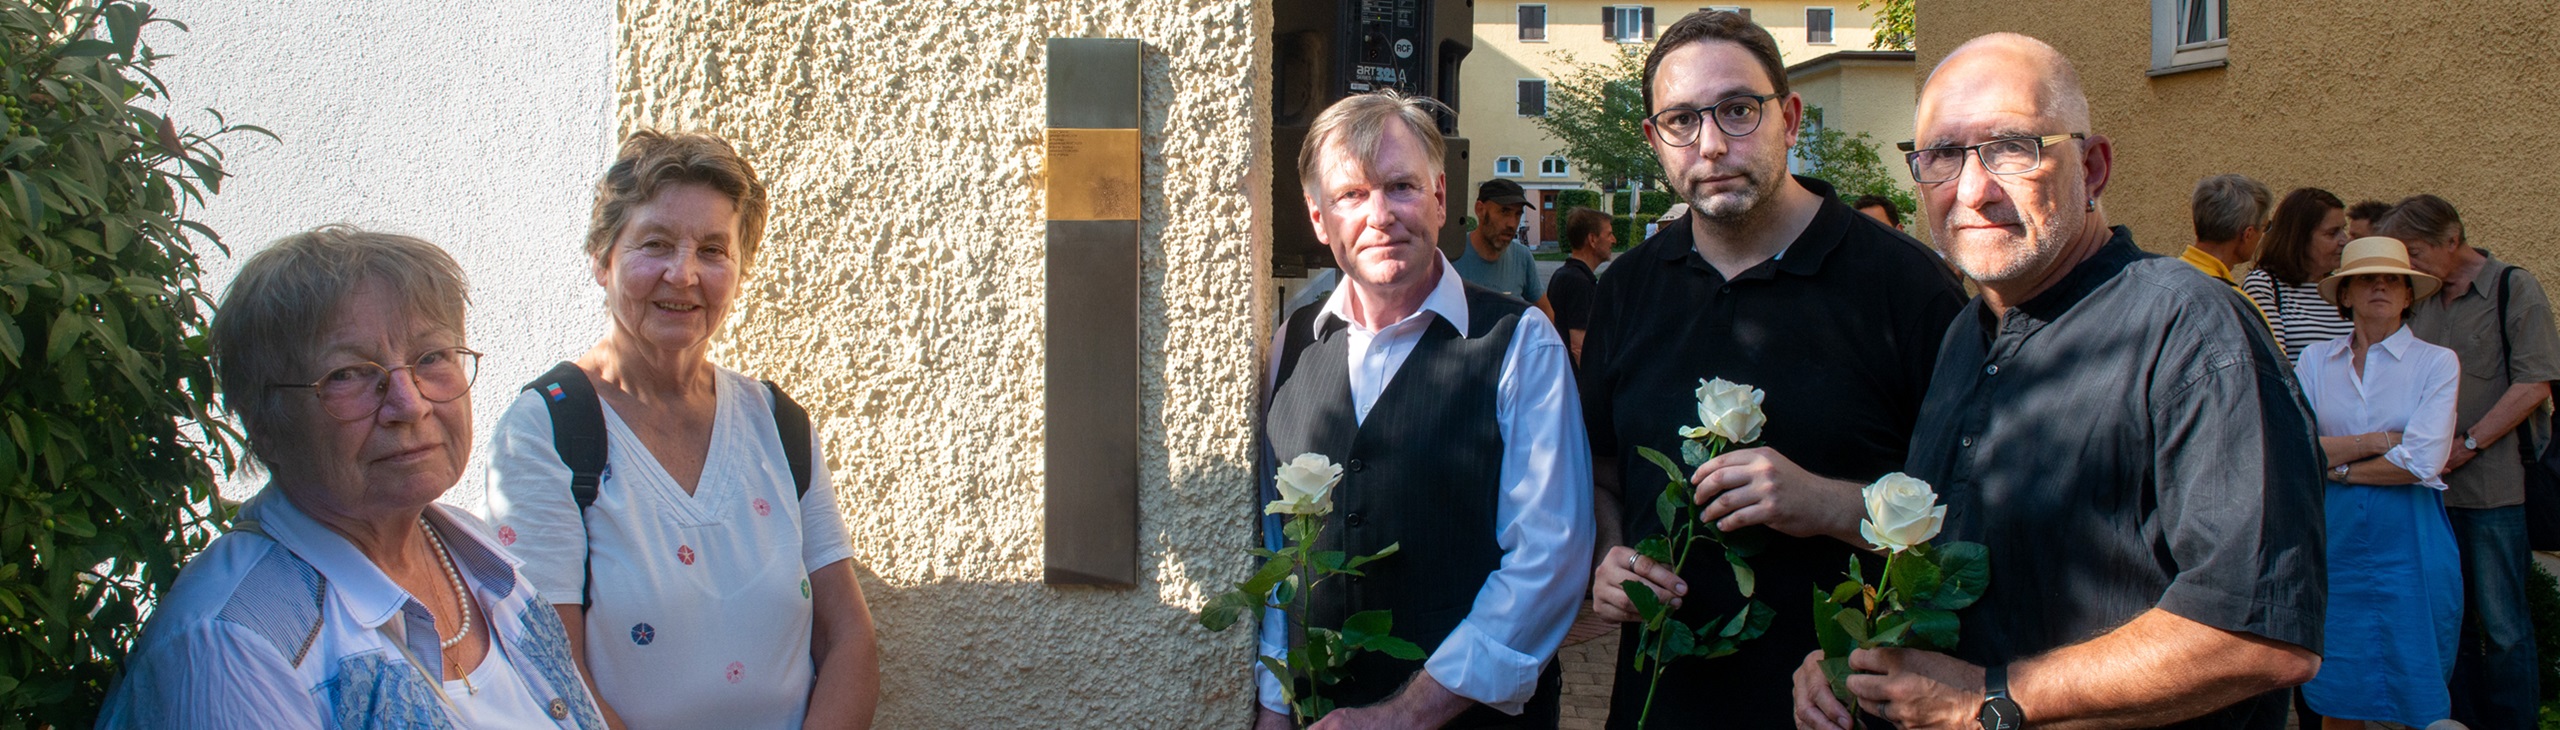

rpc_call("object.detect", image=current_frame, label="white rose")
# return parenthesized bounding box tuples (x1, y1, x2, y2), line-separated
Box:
(1858, 472, 1947, 553)
(1686, 378, 1767, 444)
(1266, 452, 1344, 516)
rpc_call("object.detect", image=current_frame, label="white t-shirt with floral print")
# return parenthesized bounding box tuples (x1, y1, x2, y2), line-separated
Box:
(485, 367, 856, 730)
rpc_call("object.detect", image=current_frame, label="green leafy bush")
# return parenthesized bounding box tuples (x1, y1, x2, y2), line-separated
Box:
(1, 1, 262, 725)
(1796, 108, 1919, 232)
(2529, 561, 2558, 709)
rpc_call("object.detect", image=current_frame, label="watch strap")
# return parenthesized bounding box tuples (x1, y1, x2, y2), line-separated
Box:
(1978, 664, 2023, 730)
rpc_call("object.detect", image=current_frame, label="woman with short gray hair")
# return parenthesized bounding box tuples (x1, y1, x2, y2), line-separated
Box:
(100, 225, 606, 729)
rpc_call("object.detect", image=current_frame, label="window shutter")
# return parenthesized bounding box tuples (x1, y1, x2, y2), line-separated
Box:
(1642, 7, 1656, 40)
(1602, 7, 1617, 41)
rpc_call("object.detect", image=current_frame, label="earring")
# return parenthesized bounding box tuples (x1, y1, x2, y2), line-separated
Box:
(2086, 199, 2097, 212)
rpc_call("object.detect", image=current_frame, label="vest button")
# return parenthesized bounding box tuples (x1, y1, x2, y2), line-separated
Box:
(1347, 459, 1365, 473)
(1347, 512, 1365, 527)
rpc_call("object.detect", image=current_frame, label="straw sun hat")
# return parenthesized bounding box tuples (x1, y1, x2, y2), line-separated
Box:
(2318, 236, 2442, 306)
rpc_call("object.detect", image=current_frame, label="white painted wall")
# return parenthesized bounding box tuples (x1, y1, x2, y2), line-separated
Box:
(149, 0, 617, 506)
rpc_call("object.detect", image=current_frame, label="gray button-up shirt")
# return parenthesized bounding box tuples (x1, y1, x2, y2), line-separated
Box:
(2407, 251, 2560, 509)
(1908, 228, 2325, 730)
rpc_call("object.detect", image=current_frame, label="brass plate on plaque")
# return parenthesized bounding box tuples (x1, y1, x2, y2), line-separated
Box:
(1046, 128, 1140, 221)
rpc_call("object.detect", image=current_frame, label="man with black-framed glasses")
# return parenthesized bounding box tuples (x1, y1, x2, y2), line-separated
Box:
(1789, 32, 2324, 730)
(1578, 9, 1966, 728)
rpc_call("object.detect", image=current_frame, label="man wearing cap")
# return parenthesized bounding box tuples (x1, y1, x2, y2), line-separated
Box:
(1578, 10, 1966, 727)
(1788, 31, 2323, 730)
(1255, 89, 1593, 729)
(1456, 178, 1556, 320)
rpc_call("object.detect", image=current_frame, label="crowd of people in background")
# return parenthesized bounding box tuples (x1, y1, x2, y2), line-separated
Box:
(88, 4, 2552, 729)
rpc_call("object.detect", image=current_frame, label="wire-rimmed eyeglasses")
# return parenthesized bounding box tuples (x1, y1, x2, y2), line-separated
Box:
(1901, 133, 2085, 184)
(1645, 93, 1783, 147)
(272, 347, 482, 421)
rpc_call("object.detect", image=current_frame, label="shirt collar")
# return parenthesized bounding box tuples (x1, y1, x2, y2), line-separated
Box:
(2011, 226, 2147, 327)
(2179, 245, 2235, 284)
(1647, 175, 1850, 279)
(1316, 259, 1469, 336)
(235, 488, 415, 629)
(2376, 324, 2418, 359)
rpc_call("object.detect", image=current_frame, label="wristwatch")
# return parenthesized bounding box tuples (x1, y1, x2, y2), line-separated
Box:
(2330, 462, 2351, 479)
(2464, 433, 2480, 451)
(1979, 663, 2024, 730)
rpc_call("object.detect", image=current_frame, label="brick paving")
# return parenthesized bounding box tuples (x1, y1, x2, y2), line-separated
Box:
(1557, 611, 1622, 730)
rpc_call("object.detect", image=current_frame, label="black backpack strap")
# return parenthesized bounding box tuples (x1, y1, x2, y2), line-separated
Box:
(763, 379, 813, 498)
(522, 361, 606, 606)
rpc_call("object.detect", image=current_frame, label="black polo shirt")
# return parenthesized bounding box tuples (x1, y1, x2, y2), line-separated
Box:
(1909, 228, 2323, 730)
(1582, 176, 1965, 728)
(1547, 256, 1599, 333)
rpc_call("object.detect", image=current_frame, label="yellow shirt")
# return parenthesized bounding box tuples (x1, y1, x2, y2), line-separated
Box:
(2181, 245, 2284, 351)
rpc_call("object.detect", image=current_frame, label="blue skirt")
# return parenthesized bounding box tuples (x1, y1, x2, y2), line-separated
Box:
(2303, 481, 2463, 725)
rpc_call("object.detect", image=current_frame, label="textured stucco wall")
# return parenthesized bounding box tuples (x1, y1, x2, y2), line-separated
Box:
(150, 0, 618, 504)
(616, 1, 1269, 725)
(1913, 1, 2560, 277)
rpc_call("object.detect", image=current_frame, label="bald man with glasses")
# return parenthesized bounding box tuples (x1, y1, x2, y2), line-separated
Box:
(1789, 32, 2324, 730)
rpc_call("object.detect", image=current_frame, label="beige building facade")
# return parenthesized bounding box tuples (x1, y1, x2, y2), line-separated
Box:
(1461, 1, 1882, 242)
(618, 1, 1268, 725)
(1915, 0, 2560, 275)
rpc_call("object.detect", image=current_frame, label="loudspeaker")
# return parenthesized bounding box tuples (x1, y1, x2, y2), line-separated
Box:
(1272, 0, 1474, 275)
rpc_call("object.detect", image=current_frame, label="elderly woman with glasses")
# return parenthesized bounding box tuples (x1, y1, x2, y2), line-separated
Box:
(99, 226, 607, 729)
(2293, 237, 2465, 729)
(484, 131, 878, 730)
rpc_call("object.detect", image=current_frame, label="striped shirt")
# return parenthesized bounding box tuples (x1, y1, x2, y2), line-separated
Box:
(2242, 268, 2354, 361)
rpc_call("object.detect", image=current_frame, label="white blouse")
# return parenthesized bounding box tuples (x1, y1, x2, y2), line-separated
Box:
(484, 368, 857, 730)
(2294, 325, 2462, 489)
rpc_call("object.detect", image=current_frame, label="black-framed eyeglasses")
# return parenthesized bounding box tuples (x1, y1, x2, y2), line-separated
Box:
(272, 347, 482, 421)
(1646, 93, 1783, 147)
(1901, 133, 2085, 184)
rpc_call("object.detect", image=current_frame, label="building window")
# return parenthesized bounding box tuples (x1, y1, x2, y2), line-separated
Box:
(2149, 0, 2229, 74)
(1517, 79, 1548, 116)
(1518, 4, 1547, 41)
(1705, 5, 1751, 22)
(1806, 7, 1834, 44)
(1539, 156, 1569, 177)
(1602, 6, 1654, 43)
(1495, 156, 1524, 177)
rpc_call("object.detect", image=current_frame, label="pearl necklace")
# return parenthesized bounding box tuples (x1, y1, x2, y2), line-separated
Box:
(419, 517, 472, 650)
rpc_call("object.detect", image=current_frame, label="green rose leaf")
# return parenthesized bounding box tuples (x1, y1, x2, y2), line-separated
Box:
(1661, 619, 1697, 659)
(1634, 536, 1672, 566)
(1240, 554, 1295, 596)
(1637, 445, 1685, 485)
(1725, 549, 1756, 598)
(1311, 550, 1348, 575)
(1655, 483, 1682, 533)
(1199, 593, 1246, 631)
(1364, 635, 1426, 660)
(1813, 589, 1853, 656)
(1820, 656, 1857, 704)
(1927, 541, 1990, 610)
(1887, 550, 1941, 607)
(1342, 541, 1400, 573)
(1868, 617, 1910, 647)
(1342, 609, 1392, 640)
(1622, 579, 1666, 625)
(1272, 573, 1300, 606)
(1906, 607, 1961, 651)
(1680, 438, 1713, 469)
(1738, 599, 1776, 641)
(1283, 513, 1320, 546)
(1827, 580, 1861, 606)
(1832, 607, 1869, 646)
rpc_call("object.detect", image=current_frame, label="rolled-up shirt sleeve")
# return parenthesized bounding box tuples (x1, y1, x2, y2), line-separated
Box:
(1423, 309, 1595, 713)
(98, 622, 324, 730)
(2381, 347, 2463, 490)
